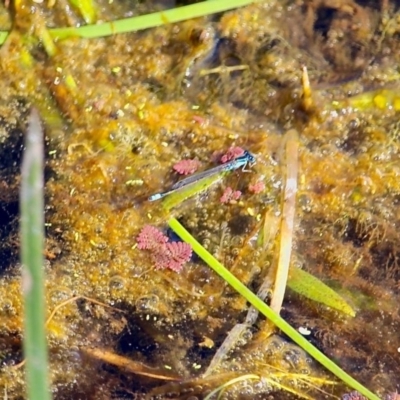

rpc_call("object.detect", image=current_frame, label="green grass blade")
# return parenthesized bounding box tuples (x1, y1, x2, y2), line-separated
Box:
(0, 0, 255, 44)
(36, 25, 57, 57)
(20, 110, 52, 400)
(168, 217, 379, 400)
(68, 0, 97, 24)
(49, 0, 255, 40)
(0, 31, 8, 44)
(288, 267, 356, 317)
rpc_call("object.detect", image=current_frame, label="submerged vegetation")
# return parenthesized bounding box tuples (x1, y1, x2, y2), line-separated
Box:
(0, 0, 400, 398)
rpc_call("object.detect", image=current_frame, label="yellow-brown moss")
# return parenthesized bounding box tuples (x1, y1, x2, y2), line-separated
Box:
(1, 0, 400, 398)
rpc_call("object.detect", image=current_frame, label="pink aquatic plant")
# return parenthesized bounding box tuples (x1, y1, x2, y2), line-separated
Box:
(248, 180, 265, 194)
(136, 225, 192, 272)
(341, 392, 366, 400)
(220, 187, 242, 204)
(385, 392, 400, 400)
(173, 159, 201, 175)
(136, 225, 168, 250)
(220, 146, 245, 163)
(156, 242, 193, 272)
(192, 115, 207, 126)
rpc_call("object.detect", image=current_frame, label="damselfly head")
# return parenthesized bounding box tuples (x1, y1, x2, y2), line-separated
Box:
(244, 150, 256, 165)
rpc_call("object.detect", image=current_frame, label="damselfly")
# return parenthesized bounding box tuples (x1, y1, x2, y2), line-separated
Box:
(148, 150, 256, 201)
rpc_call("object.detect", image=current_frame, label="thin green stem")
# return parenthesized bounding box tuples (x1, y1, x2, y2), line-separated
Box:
(50, 0, 254, 40)
(0, 0, 255, 44)
(20, 110, 51, 400)
(168, 217, 380, 400)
